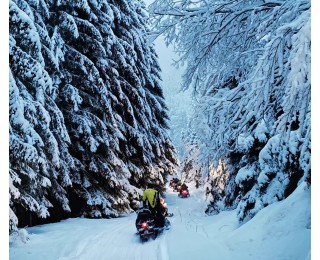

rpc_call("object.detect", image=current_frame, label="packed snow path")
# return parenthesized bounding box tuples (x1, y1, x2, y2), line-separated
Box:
(10, 184, 310, 260)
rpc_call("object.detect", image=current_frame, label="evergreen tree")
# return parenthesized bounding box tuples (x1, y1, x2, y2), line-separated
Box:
(46, 0, 177, 217)
(9, 0, 177, 230)
(150, 0, 310, 222)
(9, 0, 73, 231)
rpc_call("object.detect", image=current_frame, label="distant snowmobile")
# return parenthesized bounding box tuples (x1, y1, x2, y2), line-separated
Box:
(170, 178, 179, 190)
(169, 179, 176, 188)
(178, 189, 190, 198)
(175, 184, 182, 192)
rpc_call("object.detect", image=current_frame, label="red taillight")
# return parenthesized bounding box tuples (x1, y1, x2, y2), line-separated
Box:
(141, 222, 148, 229)
(182, 190, 188, 195)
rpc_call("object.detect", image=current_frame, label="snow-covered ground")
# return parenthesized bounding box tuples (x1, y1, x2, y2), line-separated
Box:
(9, 182, 310, 260)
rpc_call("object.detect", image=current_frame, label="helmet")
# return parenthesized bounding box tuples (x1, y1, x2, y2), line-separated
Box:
(146, 181, 154, 189)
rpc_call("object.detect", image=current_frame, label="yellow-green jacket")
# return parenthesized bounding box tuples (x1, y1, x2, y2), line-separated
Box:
(142, 188, 159, 208)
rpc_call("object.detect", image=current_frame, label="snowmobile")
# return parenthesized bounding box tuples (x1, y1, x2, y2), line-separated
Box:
(169, 180, 177, 189)
(135, 208, 158, 241)
(135, 208, 171, 242)
(178, 189, 190, 198)
(170, 178, 180, 190)
(175, 184, 182, 192)
(135, 199, 172, 242)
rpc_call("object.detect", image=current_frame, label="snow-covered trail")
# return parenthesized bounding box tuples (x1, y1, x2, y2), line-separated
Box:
(9, 212, 167, 260)
(10, 187, 216, 260)
(163, 188, 235, 260)
(9, 183, 311, 260)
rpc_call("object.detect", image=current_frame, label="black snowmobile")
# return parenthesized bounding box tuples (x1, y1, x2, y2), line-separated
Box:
(135, 199, 172, 242)
(178, 189, 190, 198)
(135, 208, 159, 241)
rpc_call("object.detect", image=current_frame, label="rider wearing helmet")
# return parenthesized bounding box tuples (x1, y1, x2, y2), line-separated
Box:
(142, 181, 165, 228)
(142, 182, 159, 214)
(181, 183, 188, 191)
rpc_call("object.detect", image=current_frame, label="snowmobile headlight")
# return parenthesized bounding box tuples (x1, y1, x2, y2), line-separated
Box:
(141, 222, 148, 229)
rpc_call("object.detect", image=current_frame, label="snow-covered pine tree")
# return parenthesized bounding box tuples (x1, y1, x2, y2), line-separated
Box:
(9, 0, 73, 231)
(179, 129, 202, 183)
(45, 0, 177, 217)
(149, 0, 310, 222)
(45, 0, 133, 218)
(9, 0, 177, 230)
(105, 0, 177, 195)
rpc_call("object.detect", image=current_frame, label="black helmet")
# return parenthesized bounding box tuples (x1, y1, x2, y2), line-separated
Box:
(146, 181, 154, 189)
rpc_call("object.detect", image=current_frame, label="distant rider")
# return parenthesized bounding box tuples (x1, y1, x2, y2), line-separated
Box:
(181, 183, 188, 191)
(179, 183, 189, 196)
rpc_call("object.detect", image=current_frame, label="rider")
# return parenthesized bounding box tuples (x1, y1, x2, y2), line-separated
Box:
(142, 182, 165, 228)
(181, 183, 188, 191)
(179, 183, 189, 196)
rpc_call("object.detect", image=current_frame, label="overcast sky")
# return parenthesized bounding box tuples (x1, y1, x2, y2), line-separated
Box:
(143, 0, 194, 159)
(144, 0, 192, 109)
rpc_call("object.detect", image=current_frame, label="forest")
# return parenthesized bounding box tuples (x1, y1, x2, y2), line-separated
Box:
(9, 0, 310, 235)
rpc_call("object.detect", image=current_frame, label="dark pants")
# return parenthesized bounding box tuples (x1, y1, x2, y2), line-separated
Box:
(154, 205, 165, 228)
(155, 213, 165, 228)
